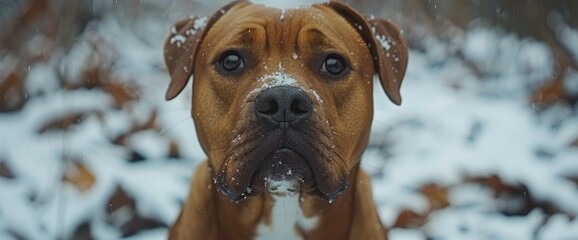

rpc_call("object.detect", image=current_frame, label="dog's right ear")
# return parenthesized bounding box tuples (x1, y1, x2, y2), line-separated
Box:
(163, 1, 248, 100)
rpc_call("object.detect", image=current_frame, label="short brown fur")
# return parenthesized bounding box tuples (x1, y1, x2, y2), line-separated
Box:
(164, 1, 408, 239)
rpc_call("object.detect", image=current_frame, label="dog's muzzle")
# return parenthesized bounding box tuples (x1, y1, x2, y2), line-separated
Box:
(216, 85, 347, 202)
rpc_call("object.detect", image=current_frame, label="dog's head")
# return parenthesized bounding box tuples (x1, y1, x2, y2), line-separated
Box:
(164, 0, 408, 202)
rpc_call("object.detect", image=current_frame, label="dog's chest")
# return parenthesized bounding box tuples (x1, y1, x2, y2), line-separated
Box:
(255, 185, 318, 240)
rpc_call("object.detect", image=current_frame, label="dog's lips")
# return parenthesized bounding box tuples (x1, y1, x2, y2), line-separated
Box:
(258, 148, 310, 178)
(215, 146, 315, 201)
(216, 126, 348, 202)
(251, 147, 314, 192)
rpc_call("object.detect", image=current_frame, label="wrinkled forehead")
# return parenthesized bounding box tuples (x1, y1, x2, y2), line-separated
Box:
(197, 3, 369, 73)
(205, 3, 354, 45)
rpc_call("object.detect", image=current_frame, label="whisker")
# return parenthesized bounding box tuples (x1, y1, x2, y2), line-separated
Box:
(371, 119, 390, 128)
(159, 107, 192, 115)
(213, 133, 262, 177)
(158, 116, 191, 136)
(204, 126, 263, 153)
(303, 128, 348, 162)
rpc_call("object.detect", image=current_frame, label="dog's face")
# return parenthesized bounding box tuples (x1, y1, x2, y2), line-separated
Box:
(164, 1, 408, 202)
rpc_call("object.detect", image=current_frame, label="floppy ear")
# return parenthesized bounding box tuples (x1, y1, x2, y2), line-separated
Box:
(163, 1, 247, 100)
(326, 1, 408, 105)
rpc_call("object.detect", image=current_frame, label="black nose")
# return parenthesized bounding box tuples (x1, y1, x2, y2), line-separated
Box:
(255, 86, 313, 127)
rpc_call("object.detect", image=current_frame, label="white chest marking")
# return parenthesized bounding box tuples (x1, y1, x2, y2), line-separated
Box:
(255, 181, 319, 240)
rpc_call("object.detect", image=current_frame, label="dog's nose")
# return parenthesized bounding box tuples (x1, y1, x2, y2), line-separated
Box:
(255, 86, 313, 126)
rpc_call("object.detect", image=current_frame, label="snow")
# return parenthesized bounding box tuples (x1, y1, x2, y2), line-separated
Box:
(169, 34, 186, 47)
(257, 71, 298, 90)
(1, 1, 578, 240)
(249, 0, 319, 9)
(192, 16, 208, 31)
(460, 28, 554, 94)
(280, 9, 286, 21)
(538, 214, 578, 239)
(375, 34, 392, 51)
(309, 89, 323, 103)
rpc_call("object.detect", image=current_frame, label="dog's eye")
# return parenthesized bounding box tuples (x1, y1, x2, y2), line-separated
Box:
(321, 55, 347, 76)
(219, 52, 245, 72)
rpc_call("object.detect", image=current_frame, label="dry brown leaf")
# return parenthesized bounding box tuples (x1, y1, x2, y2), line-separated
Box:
(71, 221, 94, 240)
(106, 185, 135, 215)
(531, 79, 567, 108)
(393, 209, 428, 229)
(120, 215, 166, 237)
(1, 0, 58, 51)
(79, 67, 105, 89)
(102, 80, 140, 109)
(138, 109, 158, 131)
(62, 37, 139, 109)
(0, 69, 27, 113)
(468, 175, 519, 196)
(111, 110, 159, 147)
(66, 65, 108, 90)
(420, 184, 450, 211)
(104, 185, 165, 236)
(466, 175, 567, 216)
(62, 160, 96, 192)
(112, 134, 129, 146)
(168, 140, 180, 158)
(0, 160, 16, 179)
(37, 112, 87, 134)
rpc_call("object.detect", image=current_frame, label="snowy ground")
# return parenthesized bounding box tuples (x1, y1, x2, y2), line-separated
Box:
(1, 1, 578, 240)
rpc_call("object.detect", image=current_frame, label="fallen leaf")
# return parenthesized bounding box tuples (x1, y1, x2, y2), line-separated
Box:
(0, 69, 27, 113)
(102, 80, 140, 109)
(420, 184, 450, 211)
(110, 110, 159, 147)
(62, 160, 95, 192)
(128, 151, 146, 163)
(168, 140, 180, 159)
(71, 220, 94, 240)
(0, 160, 16, 179)
(37, 112, 87, 134)
(393, 209, 428, 228)
(106, 185, 135, 216)
(120, 214, 166, 237)
(105, 185, 166, 237)
(531, 79, 568, 109)
(467, 175, 563, 216)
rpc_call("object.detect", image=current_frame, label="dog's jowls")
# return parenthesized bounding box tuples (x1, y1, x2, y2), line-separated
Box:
(163, 1, 408, 239)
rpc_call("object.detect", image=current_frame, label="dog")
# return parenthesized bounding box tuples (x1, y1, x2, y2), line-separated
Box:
(163, 1, 408, 239)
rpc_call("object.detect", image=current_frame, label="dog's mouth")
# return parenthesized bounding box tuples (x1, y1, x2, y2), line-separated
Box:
(214, 126, 348, 202)
(251, 148, 314, 194)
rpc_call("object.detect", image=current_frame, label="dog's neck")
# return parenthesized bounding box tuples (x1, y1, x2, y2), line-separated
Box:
(170, 161, 386, 240)
(213, 174, 358, 240)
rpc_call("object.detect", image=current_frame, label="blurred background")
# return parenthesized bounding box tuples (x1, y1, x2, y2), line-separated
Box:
(1, 0, 577, 239)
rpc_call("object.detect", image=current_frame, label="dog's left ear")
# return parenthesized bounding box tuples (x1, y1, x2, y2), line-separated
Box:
(163, 1, 248, 100)
(325, 1, 408, 105)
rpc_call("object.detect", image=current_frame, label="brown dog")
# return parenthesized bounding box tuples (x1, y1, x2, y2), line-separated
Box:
(163, 1, 408, 239)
